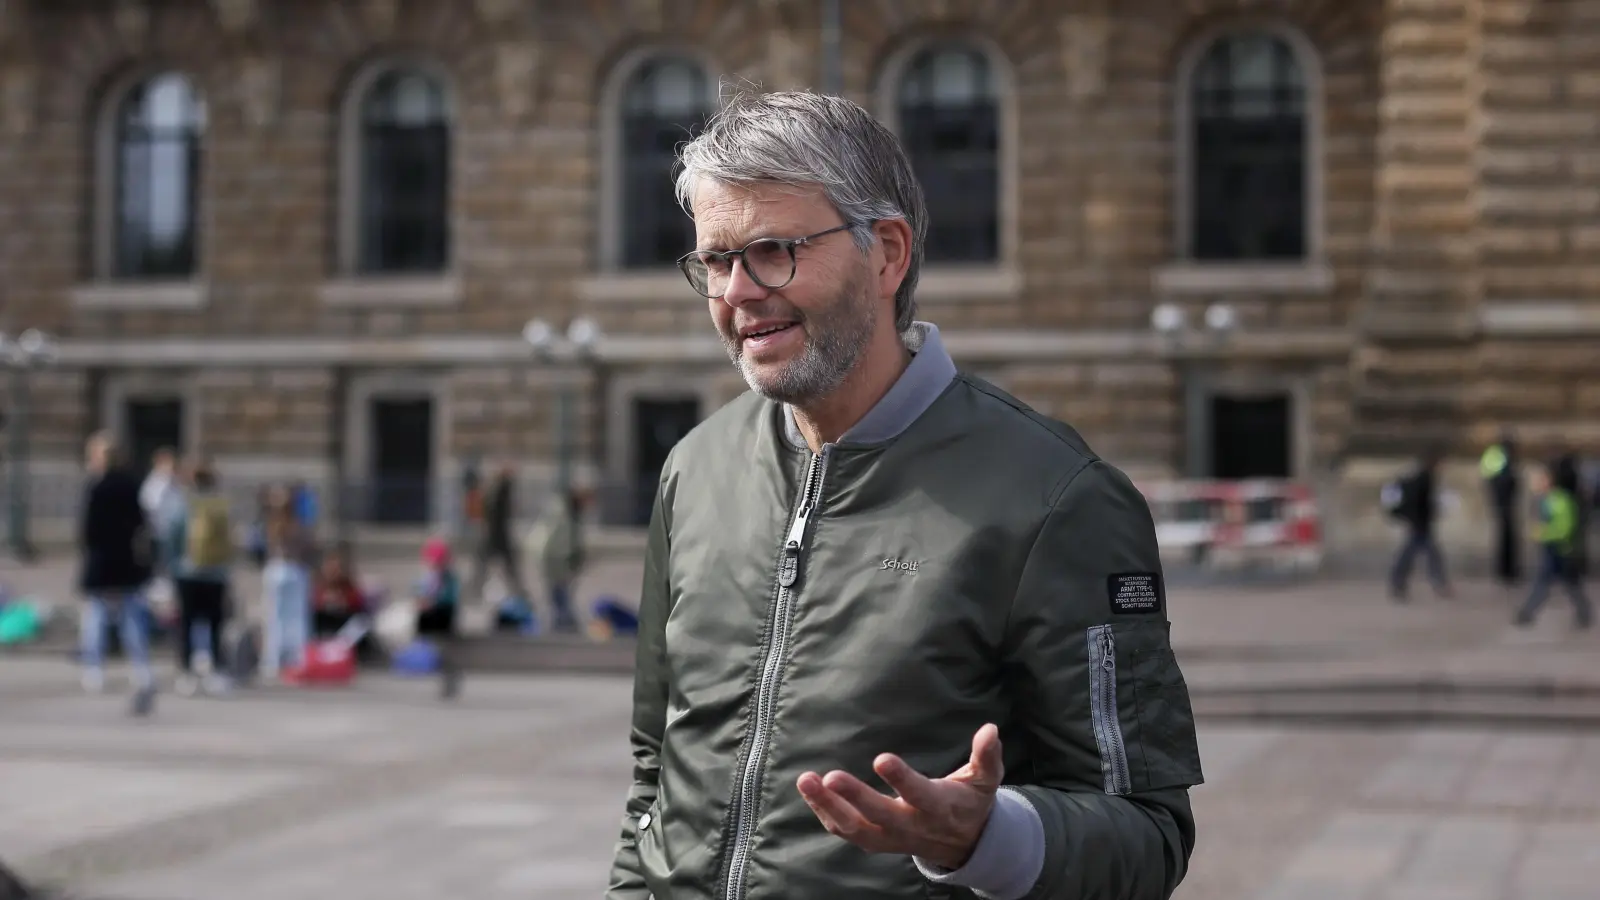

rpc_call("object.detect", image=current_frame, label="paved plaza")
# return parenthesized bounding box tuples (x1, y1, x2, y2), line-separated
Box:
(0, 651, 1597, 900)
(5, 554, 1600, 898)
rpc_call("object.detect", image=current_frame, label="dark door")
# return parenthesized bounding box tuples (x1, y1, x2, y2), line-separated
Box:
(632, 397, 701, 525)
(1209, 394, 1292, 480)
(369, 397, 433, 524)
(124, 397, 184, 476)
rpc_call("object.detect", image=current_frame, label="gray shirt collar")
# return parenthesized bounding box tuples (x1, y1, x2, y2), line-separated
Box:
(782, 321, 957, 449)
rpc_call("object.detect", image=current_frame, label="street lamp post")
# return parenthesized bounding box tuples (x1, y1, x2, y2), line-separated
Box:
(523, 317, 602, 500)
(1150, 302, 1237, 480)
(0, 328, 58, 563)
(820, 0, 843, 95)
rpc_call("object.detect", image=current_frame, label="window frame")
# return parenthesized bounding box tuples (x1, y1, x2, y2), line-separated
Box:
(335, 59, 457, 279)
(597, 46, 719, 274)
(1171, 23, 1324, 268)
(84, 68, 209, 305)
(875, 36, 1019, 301)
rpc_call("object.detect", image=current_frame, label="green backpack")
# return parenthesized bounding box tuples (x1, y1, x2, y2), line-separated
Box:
(186, 496, 234, 568)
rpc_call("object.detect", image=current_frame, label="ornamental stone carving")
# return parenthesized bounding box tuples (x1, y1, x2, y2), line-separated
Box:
(1060, 13, 1111, 103)
(495, 40, 541, 123)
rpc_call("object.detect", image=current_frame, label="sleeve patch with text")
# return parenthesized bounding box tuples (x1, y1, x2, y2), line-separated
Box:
(1107, 572, 1164, 615)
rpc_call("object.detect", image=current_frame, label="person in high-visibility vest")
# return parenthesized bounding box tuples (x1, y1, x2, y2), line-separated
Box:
(1514, 461, 1593, 629)
(1480, 431, 1521, 584)
(1553, 449, 1588, 581)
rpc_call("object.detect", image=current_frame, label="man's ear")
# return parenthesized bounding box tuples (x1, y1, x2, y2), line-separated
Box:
(870, 218, 914, 301)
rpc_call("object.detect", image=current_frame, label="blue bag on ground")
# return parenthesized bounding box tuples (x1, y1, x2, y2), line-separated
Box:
(392, 639, 441, 674)
(592, 596, 639, 635)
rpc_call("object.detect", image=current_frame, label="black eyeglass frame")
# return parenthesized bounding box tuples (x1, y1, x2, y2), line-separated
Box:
(675, 222, 858, 299)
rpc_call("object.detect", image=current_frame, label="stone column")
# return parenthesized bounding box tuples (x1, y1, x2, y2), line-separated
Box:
(1350, 0, 1484, 457)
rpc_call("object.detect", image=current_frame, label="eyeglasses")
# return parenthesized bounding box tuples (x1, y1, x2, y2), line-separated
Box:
(676, 223, 856, 299)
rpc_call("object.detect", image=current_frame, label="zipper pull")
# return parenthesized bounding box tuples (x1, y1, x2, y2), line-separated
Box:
(785, 503, 813, 550)
(779, 505, 811, 589)
(1100, 631, 1115, 668)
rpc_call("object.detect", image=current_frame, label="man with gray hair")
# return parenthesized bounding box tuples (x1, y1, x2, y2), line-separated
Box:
(608, 89, 1202, 900)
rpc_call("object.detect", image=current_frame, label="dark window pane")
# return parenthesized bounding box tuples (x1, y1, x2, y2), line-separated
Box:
(1190, 34, 1307, 261)
(621, 58, 710, 269)
(898, 46, 1000, 264)
(113, 73, 203, 279)
(359, 70, 451, 274)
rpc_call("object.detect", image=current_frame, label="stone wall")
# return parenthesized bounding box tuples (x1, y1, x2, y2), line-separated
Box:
(2, 0, 1599, 548)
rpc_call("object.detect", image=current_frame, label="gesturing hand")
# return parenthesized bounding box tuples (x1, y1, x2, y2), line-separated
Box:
(796, 723, 1004, 872)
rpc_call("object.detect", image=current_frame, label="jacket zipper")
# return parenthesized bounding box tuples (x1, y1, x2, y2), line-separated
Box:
(1087, 625, 1132, 796)
(723, 449, 828, 900)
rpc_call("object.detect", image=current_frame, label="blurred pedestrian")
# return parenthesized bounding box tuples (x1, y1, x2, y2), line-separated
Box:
(1514, 460, 1592, 629)
(1481, 430, 1521, 584)
(313, 541, 375, 660)
(246, 485, 271, 569)
(414, 536, 463, 699)
(1385, 449, 1453, 601)
(1552, 447, 1587, 580)
(77, 431, 157, 716)
(260, 486, 313, 681)
(525, 485, 589, 634)
(139, 447, 184, 606)
(166, 460, 235, 696)
(469, 461, 530, 604)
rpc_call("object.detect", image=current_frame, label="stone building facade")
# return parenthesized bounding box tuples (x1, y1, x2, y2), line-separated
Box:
(0, 0, 1597, 553)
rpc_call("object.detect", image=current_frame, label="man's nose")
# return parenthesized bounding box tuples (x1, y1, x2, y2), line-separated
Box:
(719, 257, 770, 307)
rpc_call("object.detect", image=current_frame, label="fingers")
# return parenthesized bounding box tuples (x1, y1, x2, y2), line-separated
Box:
(825, 769, 907, 823)
(966, 723, 1005, 789)
(797, 772, 883, 843)
(874, 753, 944, 810)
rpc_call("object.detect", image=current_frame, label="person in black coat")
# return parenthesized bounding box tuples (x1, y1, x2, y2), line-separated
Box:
(1388, 449, 1454, 601)
(77, 431, 157, 715)
(1483, 430, 1522, 584)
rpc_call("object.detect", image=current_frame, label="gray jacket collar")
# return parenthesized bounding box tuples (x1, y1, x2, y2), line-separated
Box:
(783, 321, 957, 449)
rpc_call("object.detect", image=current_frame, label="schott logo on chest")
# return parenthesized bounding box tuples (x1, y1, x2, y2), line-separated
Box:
(880, 557, 920, 574)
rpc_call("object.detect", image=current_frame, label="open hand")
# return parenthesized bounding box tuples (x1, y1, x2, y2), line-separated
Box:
(796, 723, 1003, 871)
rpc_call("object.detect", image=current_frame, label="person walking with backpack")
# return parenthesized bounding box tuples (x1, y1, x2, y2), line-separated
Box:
(166, 461, 235, 696)
(1384, 450, 1454, 602)
(1515, 460, 1594, 629)
(77, 431, 158, 716)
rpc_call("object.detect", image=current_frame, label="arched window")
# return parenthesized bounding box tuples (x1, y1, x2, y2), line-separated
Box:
(112, 72, 204, 279)
(354, 68, 451, 274)
(896, 45, 999, 264)
(620, 57, 711, 269)
(1188, 32, 1307, 261)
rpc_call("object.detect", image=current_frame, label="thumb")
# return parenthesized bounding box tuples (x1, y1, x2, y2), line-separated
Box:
(967, 723, 1005, 789)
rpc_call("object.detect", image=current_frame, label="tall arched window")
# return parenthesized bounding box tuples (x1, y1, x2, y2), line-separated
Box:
(620, 57, 711, 269)
(355, 68, 451, 274)
(1189, 32, 1307, 261)
(113, 73, 204, 279)
(896, 45, 999, 264)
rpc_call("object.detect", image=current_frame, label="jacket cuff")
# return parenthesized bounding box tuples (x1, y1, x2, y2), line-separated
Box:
(914, 787, 1045, 900)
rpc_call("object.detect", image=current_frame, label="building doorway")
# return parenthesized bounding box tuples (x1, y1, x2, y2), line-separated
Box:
(1208, 393, 1292, 479)
(124, 397, 185, 476)
(368, 396, 434, 524)
(631, 397, 700, 525)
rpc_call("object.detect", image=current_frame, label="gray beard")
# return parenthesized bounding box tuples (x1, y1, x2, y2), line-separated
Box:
(723, 282, 876, 406)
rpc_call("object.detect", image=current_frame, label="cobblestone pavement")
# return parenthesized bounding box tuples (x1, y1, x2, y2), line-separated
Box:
(2, 657, 1597, 900)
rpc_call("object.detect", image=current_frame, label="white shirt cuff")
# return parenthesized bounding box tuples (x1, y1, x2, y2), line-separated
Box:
(914, 787, 1045, 900)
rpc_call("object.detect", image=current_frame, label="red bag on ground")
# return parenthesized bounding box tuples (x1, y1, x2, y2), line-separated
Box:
(282, 640, 356, 686)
